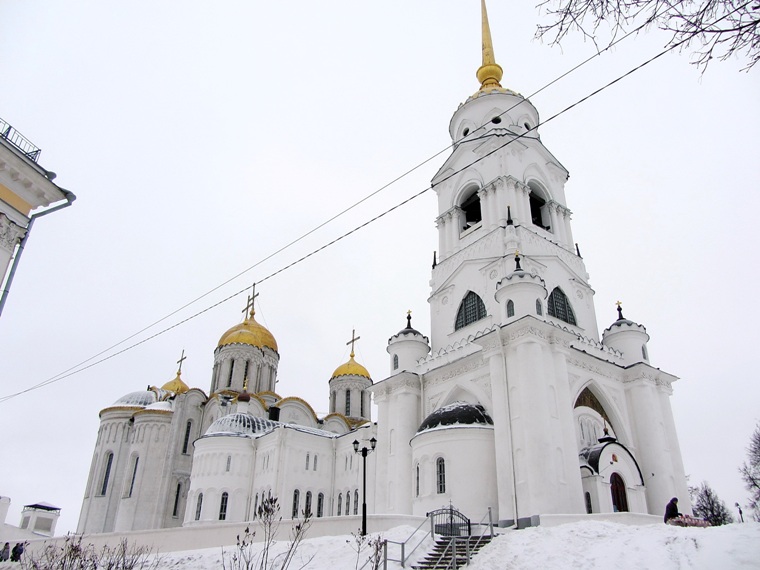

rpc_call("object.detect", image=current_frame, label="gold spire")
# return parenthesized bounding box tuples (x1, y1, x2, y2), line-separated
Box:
(476, 0, 504, 92)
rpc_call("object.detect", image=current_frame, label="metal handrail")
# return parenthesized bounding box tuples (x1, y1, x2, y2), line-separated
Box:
(383, 515, 432, 568)
(0, 117, 42, 163)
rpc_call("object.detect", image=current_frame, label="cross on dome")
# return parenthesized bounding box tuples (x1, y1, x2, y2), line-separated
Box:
(243, 283, 259, 318)
(176, 349, 187, 374)
(346, 329, 361, 358)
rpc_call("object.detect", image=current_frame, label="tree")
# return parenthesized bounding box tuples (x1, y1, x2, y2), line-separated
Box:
(690, 481, 734, 525)
(536, 0, 760, 70)
(740, 422, 760, 521)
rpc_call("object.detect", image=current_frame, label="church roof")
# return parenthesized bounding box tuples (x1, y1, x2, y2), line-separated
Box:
(204, 412, 278, 437)
(111, 390, 157, 408)
(331, 354, 371, 380)
(218, 309, 278, 352)
(417, 401, 494, 433)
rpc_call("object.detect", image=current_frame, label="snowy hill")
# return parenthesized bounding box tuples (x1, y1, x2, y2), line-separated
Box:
(152, 520, 758, 570)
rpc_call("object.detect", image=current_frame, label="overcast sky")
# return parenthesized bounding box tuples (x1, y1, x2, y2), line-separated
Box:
(1, 1, 758, 534)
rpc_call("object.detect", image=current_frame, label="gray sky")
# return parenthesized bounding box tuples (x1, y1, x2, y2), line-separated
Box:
(1, 1, 758, 533)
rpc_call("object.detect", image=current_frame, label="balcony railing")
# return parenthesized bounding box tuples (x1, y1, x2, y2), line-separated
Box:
(0, 117, 41, 163)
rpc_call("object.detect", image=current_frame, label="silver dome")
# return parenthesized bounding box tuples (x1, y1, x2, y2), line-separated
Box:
(111, 390, 157, 408)
(205, 413, 278, 437)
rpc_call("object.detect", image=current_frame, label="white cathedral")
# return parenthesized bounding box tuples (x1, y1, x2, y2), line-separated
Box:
(77, 2, 690, 535)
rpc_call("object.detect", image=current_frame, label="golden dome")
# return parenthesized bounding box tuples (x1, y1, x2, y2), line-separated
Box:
(161, 372, 189, 394)
(331, 354, 371, 379)
(218, 309, 278, 352)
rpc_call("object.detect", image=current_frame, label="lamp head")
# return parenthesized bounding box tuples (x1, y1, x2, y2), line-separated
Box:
(352, 440, 359, 453)
(370, 437, 377, 450)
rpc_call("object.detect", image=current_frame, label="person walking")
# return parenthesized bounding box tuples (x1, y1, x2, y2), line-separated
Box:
(664, 497, 681, 523)
(0, 542, 9, 561)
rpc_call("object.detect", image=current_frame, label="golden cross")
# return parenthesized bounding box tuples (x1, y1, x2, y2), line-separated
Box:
(615, 300, 622, 308)
(176, 349, 187, 374)
(243, 283, 259, 317)
(346, 329, 361, 357)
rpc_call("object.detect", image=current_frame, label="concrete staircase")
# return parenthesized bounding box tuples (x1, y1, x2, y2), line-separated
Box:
(412, 535, 493, 570)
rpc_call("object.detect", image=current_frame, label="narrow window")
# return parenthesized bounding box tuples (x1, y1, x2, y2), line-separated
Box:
(243, 360, 249, 382)
(128, 456, 139, 497)
(331, 391, 336, 412)
(642, 345, 648, 360)
(354, 490, 359, 515)
(529, 192, 548, 230)
(585, 492, 593, 514)
(254, 493, 259, 519)
(361, 393, 365, 417)
(219, 492, 228, 520)
(100, 452, 114, 496)
(317, 493, 324, 517)
(460, 191, 482, 230)
(313, 454, 318, 471)
(345, 390, 351, 416)
(507, 299, 515, 318)
(172, 483, 182, 517)
(306, 453, 310, 470)
(182, 420, 192, 454)
(455, 291, 487, 330)
(536, 299, 543, 316)
(337, 494, 342, 516)
(346, 492, 350, 516)
(393, 354, 399, 370)
(195, 493, 203, 521)
(292, 490, 300, 519)
(547, 288, 577, 326)
(227, 361, 234, 387)
(226, 455, 231, 472)
(305, 491, 312, 517)
(436, 457, 446, 494)
(415, 464, 420, 497)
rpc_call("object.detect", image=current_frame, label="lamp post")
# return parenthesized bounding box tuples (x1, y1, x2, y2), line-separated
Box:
(353, 437, 377, 536)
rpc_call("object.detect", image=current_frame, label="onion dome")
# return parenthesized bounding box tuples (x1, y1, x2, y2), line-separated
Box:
(205, 413, 278, 437)
(218, 308, 278, 352)
(332, 354, 371, 379)
(417, 401, 494, 433)
(161, 371, 189, 394)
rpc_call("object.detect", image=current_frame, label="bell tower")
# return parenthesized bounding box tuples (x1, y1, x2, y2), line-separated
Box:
(428, 0, 598, 352)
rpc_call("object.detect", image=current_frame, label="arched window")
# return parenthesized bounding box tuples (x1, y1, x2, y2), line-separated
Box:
(292, 489, 300, 519)
(415, 464, 420, 497)
(354, 490, 359, 515)
(507, 299, 515, 318)
(127, 455, 139, 497)
(642, 345, 649, 360)
(227, 361, 234, 387)
(254, 492, 259, 519)
(436, 457, 446, 494)
(345, 492, 351, 516)
(100, 452, 114, 496)
(226, 455, 231, 472)
(393, 354, 399, 370)
(172, 483, 182, 517)
(317, 493, 324, 517)
(345, 390, 351, 416)
(182, 420, 193, 454)
(455, 291, 487, 330)
(195, 493, 203, 521)
(219, 492, 228, 520)
(313, 454, 318, 471)
(460, 190, 482, 230)
(243, 360, 249, 383)
(584, 492, 593, 514)
(361, 394, 365, 418)
(547, 288, 577, 325)
(536, 299, 543, 316)
(306, 453, 310, 470)
(337, 494, 342, 516)
(610, 473, 629, 512)
(305, 491, 313, 517)
(528, 188, 551, 231)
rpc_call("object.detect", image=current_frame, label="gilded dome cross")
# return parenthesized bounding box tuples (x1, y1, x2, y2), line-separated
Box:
(243, 282, 259, 318)
(176, 349, 187, 374)
(346, 329, 361, 358)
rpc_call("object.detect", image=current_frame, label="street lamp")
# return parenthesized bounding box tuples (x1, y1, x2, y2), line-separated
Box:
(353, 437, 377, 536)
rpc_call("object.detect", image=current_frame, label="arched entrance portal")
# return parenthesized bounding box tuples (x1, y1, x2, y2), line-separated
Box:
(610, 473, 629, 512)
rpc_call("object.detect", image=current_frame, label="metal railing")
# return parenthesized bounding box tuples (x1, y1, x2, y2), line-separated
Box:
(0, 117, 42, 163)
(423, 508, 495, 569)
(382, 516, 432, 568)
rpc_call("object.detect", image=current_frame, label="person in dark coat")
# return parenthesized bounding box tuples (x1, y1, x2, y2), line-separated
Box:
(10, 542, 24, 562)
(664, 497, 681, 523)
(0, 542, 9, 561)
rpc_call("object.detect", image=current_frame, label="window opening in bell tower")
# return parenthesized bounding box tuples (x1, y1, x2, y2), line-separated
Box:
(460, 191, 482, 230)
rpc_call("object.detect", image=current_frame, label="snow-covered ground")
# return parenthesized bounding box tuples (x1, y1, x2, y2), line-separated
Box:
(153, 520, 758, 570)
